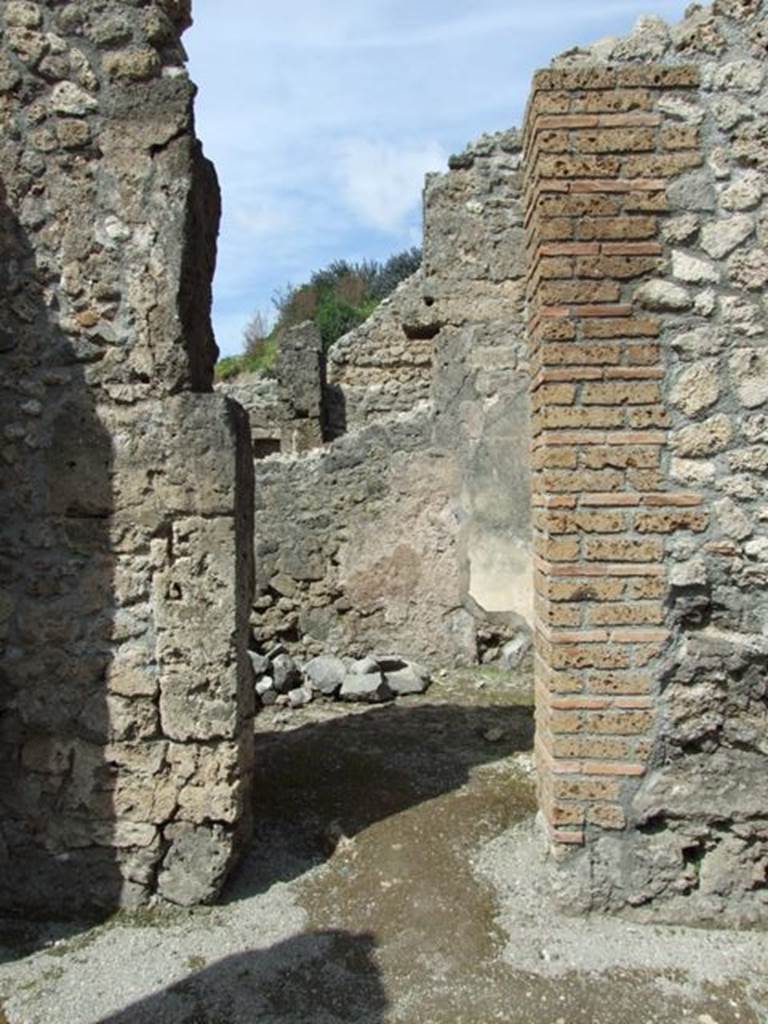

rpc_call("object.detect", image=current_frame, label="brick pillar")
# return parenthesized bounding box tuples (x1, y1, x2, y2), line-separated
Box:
(523, 65, 703, 846)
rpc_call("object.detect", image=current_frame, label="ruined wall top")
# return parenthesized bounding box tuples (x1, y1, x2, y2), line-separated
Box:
(550, 0, 765, 66)
(0, 0, 220, 398)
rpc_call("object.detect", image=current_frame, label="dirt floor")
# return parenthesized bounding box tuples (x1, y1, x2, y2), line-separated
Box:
(1, 668, 766, 1024)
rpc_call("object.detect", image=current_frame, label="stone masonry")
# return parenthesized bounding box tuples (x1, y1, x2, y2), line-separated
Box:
(219, 323, 325, 458)
(0, 0, 254, 913)
(325, 273, 433, 435)
(1, 0, 766, 925)
(230, 131, 532, 668)
(526, 1, 768, 923)
(234, 0, 767, 924)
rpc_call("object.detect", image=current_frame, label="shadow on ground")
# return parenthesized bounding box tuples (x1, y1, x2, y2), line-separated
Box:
(225, 698, 534, 900)
(94, 929, 386, 1024)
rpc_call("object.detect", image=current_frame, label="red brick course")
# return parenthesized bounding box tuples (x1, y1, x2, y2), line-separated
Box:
(524, 61, 701, 847)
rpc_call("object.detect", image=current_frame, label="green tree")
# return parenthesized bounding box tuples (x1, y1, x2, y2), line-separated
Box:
(215, 247, 421, 381)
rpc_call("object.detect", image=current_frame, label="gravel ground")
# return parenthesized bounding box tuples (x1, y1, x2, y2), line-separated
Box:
(1, 669, 766, 1024)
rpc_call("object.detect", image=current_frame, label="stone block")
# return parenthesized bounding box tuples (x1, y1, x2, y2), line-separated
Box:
(340, 674, 393, 703)
(156, 823, 234, 906)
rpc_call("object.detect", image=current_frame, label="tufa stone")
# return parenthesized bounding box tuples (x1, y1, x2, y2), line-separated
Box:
(385, 666, 430, 696)
(634, 279, 692, 312)
(700, 214, 754, 259)
(671, 250, 719, 284)
(714, 497, 753, 541)
(271, 653, 301, 694)
(670, 362, 721, 417)
(339, 674, 393, 703)
(156, 824, 234, 907)
(729, 349, 768, 408)
(302, 655, 347, 696)
(672, 414, 734, 457)
(49, 81, 98, 116)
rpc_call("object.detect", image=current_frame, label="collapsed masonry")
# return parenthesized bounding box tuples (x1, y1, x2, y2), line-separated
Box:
(1, 0, 766, 924)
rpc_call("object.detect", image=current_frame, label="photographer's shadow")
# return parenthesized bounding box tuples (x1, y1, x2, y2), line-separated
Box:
(98, 929, 386, 1024)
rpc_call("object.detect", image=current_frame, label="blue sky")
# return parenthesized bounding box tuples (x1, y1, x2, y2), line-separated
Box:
(186, 0, 689, 358)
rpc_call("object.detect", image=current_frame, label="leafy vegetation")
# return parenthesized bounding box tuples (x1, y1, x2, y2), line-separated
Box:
(215, 337, 278, 381)
(214, 247, 421, 381)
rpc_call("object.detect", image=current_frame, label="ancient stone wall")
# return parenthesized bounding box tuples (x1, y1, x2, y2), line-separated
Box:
(215, 372, 282, 458)
(219, 322, 326, 457)
(251, 404, 464, 664)
(525, 0, 768, 923)
(426, 131, 532, 632)
(6, 0, 764, 926)
(275, 322, 325, 453)
(0, 0, 253, 913)
(326, 274, 433, 435)
(245, 132, 532, 668)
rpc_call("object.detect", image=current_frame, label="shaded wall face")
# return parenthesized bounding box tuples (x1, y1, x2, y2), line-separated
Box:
(0, 0, 253, 914)
(424, 134, 532, 634)
(525, 1, 768, 923)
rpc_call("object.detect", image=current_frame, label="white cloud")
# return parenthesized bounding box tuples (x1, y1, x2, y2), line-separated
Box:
(336, 139, 446, 232)
(230, 201, 294, 239)
(337, 2, 680, 51)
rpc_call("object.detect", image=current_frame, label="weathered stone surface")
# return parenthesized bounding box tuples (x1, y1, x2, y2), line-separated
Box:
(700, 214, 754, 258)
(50, 81, 98, 115)
(657, 95, 704, 123)
(352, 656, 381, 675)
(728, 247, 768, 290)
(720, 295, 764, 336)
(303, 655, 347, 695)
(670, 325, 726, 357)
(634, 279, 692, 311)
(501, 633, 532, 669)
(672, 414, 734, 457)
(272, 654, 301, 694)
(670, 558, 708, 587)
(4, 0, 767, 930)
(249, 651, 270, 676)
(714, 498, 753, 541)
(671, 250, 719, 283)
(709, 58, 765, 92)
(217, 373, 282, 457)
(339, 673, 393, 703)
(243, 132, 530, 669)
(527, 1, 768, 928)
(255, 678, 274, 698)
(0, 1, 253, 916)
(383, 665, 430, 696)
(671, 7, 726, 54)
(325, 274, 434, 434)
(720, 169, 765, 209)
(730, 349, 768, 408)
(287, 685, 313, 708)
(712, 95, 755, 132)
(156, 824, 234, 906)
(667, 171, 716, 212)
(670, 362, 720, 417)
(663, 211, 704, 241)
(275, 322, 325, 453)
